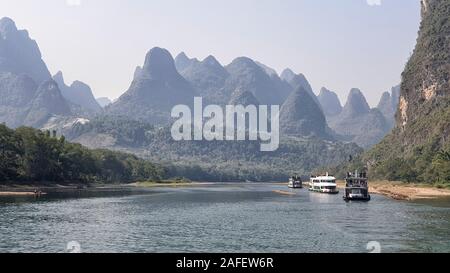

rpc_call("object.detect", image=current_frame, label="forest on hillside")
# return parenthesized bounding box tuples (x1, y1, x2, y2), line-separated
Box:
(0, 124, 164, 184)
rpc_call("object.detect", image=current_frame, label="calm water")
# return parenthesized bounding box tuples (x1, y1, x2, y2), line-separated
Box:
(0, 183, 449, 253)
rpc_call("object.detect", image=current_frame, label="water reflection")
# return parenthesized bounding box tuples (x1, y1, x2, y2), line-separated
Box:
(0, 183, 449, 253)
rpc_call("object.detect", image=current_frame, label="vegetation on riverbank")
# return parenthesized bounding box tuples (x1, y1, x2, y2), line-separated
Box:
(350, 0, 450, 186)
(0, 124, 164, 184)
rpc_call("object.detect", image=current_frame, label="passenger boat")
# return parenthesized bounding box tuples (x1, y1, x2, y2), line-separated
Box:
(288, 176, 303, 188)
(309, 173, 339, 194)
(343, 171, 371, 201)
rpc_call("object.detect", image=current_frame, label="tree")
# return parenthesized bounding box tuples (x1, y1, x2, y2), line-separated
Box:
(0, 124, 23, 180)
(432, 149, 450, 184)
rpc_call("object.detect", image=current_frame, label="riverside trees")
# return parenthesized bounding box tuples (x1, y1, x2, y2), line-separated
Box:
(0, 124, 163, 183)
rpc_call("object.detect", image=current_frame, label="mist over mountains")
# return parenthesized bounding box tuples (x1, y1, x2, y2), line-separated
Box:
(106, 47, 197, 125)
(0, 17, 102, 128)
(0, 16, 404, 181)
(0, 17, 51, 85)
(53, 71, 102, 114)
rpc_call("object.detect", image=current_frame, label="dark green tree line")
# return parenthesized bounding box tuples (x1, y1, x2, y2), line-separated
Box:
(0, 124, 164, 183)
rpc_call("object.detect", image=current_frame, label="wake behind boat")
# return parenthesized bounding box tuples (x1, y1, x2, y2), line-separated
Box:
(309, 173, 339, 194)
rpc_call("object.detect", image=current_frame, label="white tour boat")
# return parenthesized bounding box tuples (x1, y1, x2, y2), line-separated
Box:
(309, 173, 339, 194)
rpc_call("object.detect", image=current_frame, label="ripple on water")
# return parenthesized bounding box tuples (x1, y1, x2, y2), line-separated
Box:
(0, 184, 449, 253)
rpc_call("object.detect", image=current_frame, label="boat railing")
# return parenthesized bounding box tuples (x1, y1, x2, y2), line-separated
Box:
(346, 172, 368, 179)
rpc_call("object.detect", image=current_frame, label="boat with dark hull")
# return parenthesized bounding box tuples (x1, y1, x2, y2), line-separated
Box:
(343, 171, 371, 202)
(288, 176, 303, 189)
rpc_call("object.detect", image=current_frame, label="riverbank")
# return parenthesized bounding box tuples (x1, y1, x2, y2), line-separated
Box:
(370, 181, 450, 201)
(0, 182, 132, 197)
(336, 180, 450, 201)
(0, 180, 199, 196)
(132, 180, 200, 188)
(1, 180, 449, 201)
(0, 191, 46, 197)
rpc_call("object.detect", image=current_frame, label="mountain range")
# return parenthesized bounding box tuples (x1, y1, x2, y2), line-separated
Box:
(0, 17, 101, 128)
(106, 47, 197, 125)
(0, 17, 51, 85)
(315, 86, 400, 148)
(0, 15, 414, 181)
(0, 16, 399, 147)
(53, 71, 102, 114)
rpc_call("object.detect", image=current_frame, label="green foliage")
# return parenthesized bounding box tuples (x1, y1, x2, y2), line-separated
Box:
(0, 124, 23, 180)
(0, 124, 164, 184)
(362, 97, 450, 184)
(359, 0, 450, 185)
(69, 116, 363, 182)
(432, 148, 450, 184)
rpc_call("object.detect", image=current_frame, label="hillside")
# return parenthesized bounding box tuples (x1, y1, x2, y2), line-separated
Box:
(329, 88, 390, 148)
(106, 47, 197, 125)
(67, 116, 362, 182)
(280, 86, 330, 139)
(0, 17, 97, 129)
(361, 0, 450, 184)
(0, 124, 163, 183)
(0, 17, 51, 84)
(53, 71, 102, 113)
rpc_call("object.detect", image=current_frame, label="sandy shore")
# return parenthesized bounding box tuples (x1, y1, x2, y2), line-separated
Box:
(0, 181, 204, 197)
(0, 192, 45, 197)
(0, 183, 125, 197)
(369, 181, 450, 201)
(1, 181, 449, 201)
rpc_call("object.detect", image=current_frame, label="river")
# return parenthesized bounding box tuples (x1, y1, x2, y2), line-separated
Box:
(0, 183, 449, 253)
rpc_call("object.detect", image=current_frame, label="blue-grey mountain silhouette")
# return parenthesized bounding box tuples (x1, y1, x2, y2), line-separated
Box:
(0, 17, 51, 84)
(281, 68, 320, 107)
(317, 87, 342, 117)
(376, 85, 400, 129)
(174, 52, 199, 74)
(53, 71, 102, 113)
(224, 57, 285, 105)
(329, 88, 389, 148)
(179, 55, 229, 105)
(107, 47, 197, 125)
(280, 86, 330, 139)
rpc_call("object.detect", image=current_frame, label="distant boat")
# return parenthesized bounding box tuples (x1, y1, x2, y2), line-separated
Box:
(343, 171, 371, 202)
(309, 173, 339, 194)
(288, 176, 303, 189)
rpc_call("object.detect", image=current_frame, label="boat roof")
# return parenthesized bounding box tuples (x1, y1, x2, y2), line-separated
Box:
(314, 182, 337, 187)
(312, 176, 336, 180)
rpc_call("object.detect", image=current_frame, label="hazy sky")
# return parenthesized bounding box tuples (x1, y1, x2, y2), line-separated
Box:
(0, 0, 421, 106)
